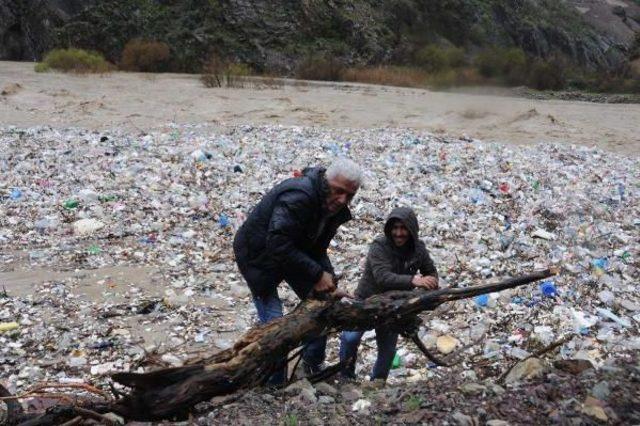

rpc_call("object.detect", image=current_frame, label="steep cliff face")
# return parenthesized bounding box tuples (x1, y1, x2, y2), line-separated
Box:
(216, 0, 396, 70)
(0, 0, 95, 60)
(487, 0, 629, 70)
(1, 0, 638, 72)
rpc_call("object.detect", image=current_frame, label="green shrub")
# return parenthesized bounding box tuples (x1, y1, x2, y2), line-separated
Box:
(475, 47, 527, 81)
(527, 58, 567, 90)
(502, 48, 527, 84)
(474, 48, 502, 78)
(631, 32, 640, 60)
(120, 39, 171, 72)
(629, 58, 640, 79)
(34, 62, 50, 73)
(444, 46, 466, 68)
(415, 45, 449, 72)
(295, 55, 344, 81)
(414, 45, 466, 72)
(225, 62, 252, 88)
(593, 74, 640, 93)
(37, 48, 112, 73)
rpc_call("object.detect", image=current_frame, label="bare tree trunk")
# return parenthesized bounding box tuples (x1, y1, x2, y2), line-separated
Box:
(110, 269, 556, 420)
(8, 269, 556, 423)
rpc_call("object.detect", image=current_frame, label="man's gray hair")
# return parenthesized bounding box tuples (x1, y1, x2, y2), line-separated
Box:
(326, 158, 363, 186)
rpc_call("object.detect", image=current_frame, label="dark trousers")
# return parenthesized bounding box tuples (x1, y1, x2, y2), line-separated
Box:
(253, 289, 327, 385)
(339, 327, 398, 381)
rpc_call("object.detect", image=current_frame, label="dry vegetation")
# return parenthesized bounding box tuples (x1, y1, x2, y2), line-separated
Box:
(34, 48, 113, 73)
(120, 39, 171, 72)
(33, 41, 640, 94)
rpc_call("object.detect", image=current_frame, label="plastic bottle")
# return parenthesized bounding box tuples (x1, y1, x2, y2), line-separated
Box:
(620, 251, 631, 262)
(539, 281, 557, 297)
(469, 188, 485, 205)
(499, 235, 514, 251)
(596, 308, 631, 328)
(191, 149, 211, 162)
(63, 199, 79, 209)
(218, 214, 230, 228)
(98, 194, 117, 202)
(617, 183, 625, 200)
(597, 290, 615, 305)
(592, 258, 608, 270)
(326, 143, 340, 155)
(35, 218, 58, 233)
(9, 188, 22, 200)
(391, 353, 402, 369)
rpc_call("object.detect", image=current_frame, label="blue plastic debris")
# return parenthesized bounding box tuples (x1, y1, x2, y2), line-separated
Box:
(218, 213, 230, 228)
(9, 188, 22, 200)
(540, 281, 557, 297)
(475, 294, 489, 307)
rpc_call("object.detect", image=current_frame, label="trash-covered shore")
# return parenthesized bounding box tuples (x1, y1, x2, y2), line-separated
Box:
(1, 124, 638, 424)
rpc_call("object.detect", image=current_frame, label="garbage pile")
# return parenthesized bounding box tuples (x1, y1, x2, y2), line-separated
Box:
(0, 124, 638, 408)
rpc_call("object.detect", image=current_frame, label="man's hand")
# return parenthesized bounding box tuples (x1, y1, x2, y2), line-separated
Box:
(313, 271, 336, 293)
(331, 288, 354, 300)
(412, 275, 439, 290)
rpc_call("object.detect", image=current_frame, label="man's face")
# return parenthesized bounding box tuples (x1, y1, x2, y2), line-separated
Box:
(391, 221, 410, 247)
(325, 174, 359, 214)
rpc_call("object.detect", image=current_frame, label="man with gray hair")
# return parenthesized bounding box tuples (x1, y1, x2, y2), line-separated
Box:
(233, 158, 362, 384)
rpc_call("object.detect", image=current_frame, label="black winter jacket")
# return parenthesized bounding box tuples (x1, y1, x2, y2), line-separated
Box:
(233, 167, 352, 299)
(355, 207, 437, 300)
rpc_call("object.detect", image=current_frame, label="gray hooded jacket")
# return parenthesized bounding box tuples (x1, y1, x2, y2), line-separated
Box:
(355, 207, 438, 299)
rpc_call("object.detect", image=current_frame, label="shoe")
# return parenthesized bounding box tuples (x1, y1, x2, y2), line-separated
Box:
(334, 372, 358, 386)
(302, 361, 322, 376)
(291, 360, 323, 380)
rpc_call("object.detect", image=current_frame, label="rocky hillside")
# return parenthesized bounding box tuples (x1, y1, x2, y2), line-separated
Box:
(1, 0, 639, 73)
(0, 0, 95, 61)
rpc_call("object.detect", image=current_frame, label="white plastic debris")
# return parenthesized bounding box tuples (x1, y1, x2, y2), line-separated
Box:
(0, 124, 637, 399)
(531, 229, 556, 240)
(595, 308, 631, 328)
(72, 218, 105, 235)
(160, 353, 183, 367)
(351, 399, 372, 412)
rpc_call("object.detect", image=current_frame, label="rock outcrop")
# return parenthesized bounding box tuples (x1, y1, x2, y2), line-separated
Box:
(1, 0, 638, 72)
(0, 0, 96, 60)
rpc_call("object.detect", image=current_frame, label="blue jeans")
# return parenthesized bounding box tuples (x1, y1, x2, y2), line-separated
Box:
(253, 290, 327, 385)
(339, 328, 398, 380)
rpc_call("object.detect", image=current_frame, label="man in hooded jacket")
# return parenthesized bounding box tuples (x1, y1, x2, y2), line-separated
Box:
(339, 207, 438, 381)
(234, 159, 362, 384)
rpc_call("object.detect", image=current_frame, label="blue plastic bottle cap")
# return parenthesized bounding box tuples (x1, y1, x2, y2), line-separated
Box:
(475, 294, 489, 307)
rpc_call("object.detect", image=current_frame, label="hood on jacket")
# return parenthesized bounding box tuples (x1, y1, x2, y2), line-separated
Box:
(301, 166, 329, 200)
(383, 207, 420, 248)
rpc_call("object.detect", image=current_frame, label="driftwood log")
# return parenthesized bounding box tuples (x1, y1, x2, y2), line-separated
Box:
(5, 268, 556, 424)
